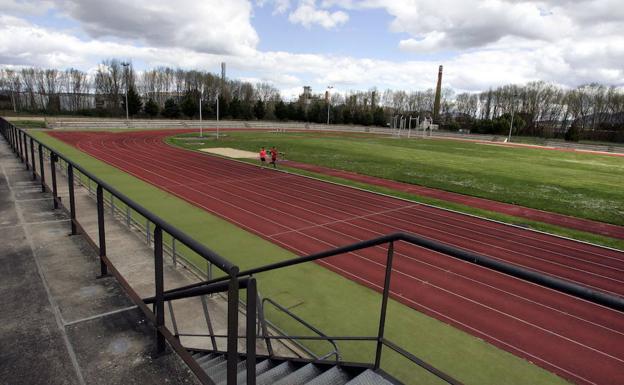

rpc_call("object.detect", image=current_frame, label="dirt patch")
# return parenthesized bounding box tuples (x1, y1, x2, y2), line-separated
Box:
(200, 147, 257, 158)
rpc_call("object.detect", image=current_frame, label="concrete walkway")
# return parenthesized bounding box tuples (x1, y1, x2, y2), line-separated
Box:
(0, 137, 200, 385)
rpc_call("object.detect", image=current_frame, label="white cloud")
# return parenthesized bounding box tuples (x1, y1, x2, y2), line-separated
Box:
(288, 0, 349, 29)
(53, 0, 258, 55)
(257, 0, 291, 14)
(1, 0, 623, 97)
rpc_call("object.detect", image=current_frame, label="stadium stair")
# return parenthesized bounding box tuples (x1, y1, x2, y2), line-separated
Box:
(189, 350, 400, 385)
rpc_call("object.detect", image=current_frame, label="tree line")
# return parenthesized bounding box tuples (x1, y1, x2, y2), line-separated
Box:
(1, 59, 623, 142)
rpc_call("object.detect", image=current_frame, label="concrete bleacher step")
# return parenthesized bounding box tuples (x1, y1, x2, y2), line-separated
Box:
(256, 361, 299, 385)
(274, 363, 324, 385)
(345, 369, 396, 385)
(303, 366, 352, 385)
(226, 358, 275, 385)
(188, 350, 400, 384)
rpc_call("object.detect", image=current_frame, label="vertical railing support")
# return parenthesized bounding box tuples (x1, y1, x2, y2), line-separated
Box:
(38, 144, 45, 192)
(15, 129, 24, 162)
(258, 296, 274, 357)
(154, 225, 166, 355)
(50, 153, 59, 209)
(246, 278, 257, 385)
(30, 137, 36, 180)
(374, 241, 395, 370)
(227, 270, 240, 385)
(172, 238, 177, 266)
(200, 296, 218, 351)
(68, 165, 77, 235)
(24, 133, 29, 170)
(96, 185, 108, 277)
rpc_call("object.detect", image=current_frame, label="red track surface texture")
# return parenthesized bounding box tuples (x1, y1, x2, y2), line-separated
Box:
(50, 130, 624, 385)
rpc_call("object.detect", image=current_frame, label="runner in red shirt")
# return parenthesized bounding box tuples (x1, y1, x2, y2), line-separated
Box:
(269, 147, 278, 168)
(259, 147, 267, 166)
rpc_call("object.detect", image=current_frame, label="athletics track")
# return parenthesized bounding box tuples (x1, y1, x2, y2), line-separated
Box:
(49, 129, 624, 385)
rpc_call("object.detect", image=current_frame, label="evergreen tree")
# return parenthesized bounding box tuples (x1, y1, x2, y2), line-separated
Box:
(217, 95, 229, 118)
(144, 98, 159, 117)
(181, 93, 198, 118)
(274, 100, 287, 120)
(373, 107, 386, 126)
(253, 100, 266, 120)
(162, 98, 180, 118)
(122, 86, 143, 116)
(229, 97, 241, 119)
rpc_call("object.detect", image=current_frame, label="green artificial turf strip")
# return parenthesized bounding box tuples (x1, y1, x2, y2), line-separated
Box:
(167, 133, 624, 251)
(30, 130, 571, 385)
(168, 131, 624, 227)
(9, 119, 47, 129)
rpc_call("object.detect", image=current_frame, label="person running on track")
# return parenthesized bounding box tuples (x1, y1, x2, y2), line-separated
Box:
(259, 147, 267, 166)
(269, 146, 278, 168)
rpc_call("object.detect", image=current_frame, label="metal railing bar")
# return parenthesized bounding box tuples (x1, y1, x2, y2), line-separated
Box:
(200, 295, 218, 351)
(263, 298, 340, 361)
(176, 333, 377, 341)
(158, 232, 624, 313)
(13, 126, 237, 276)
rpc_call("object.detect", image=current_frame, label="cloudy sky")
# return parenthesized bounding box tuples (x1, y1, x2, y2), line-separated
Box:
(1, 0, 622, 98)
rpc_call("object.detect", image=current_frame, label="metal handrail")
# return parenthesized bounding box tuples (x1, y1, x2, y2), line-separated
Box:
(262, 298, 340, 361)
(0, 119, 246, 385)
(157, 232, 624, 312)
(2, 121, 235, 274)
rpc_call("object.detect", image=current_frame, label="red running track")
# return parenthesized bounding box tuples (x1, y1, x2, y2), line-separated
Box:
(50, 130, 624, 385)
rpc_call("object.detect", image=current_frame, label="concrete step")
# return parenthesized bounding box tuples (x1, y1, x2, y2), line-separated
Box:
(346, 369, 396, 385)
(303, 366, 352, 385)
(274, 363, 324, 385)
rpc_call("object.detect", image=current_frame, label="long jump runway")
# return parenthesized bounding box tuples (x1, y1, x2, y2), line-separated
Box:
(50, 130, 624, 385)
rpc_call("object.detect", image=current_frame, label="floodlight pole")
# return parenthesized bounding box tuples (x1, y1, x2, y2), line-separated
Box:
(326, 85, 333, 126)
(216, 92, 220, 140)
(508, 93, 517, 142)
(121, 62, 130, 121)
(199, 86, 204, 137)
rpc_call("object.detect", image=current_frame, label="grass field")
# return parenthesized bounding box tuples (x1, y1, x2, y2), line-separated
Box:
(168, 131, 624, 227)
(28, 130, 572, 385)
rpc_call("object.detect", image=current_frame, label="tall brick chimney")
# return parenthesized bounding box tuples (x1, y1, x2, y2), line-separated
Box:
(433, 65, 443, 123)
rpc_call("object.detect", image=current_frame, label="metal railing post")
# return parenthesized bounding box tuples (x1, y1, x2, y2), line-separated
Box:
(30, 137, 36, 180)
(200, 296, 218, 351)
(68, 165, 77, 235)
(154, 225, 166, 354)
(374, 241, 394, 370)
(12, 126, 17, 152)
(24, 133, 29, 170)
(246, 278, 257, 385)
(96, 185, 108, 277)
(50, 153, 59, 209)
(38, 144, 45, 192)
(257, 295, 274, 357)
(172, 238, 177, 266)
(227, 270, 240, 385)
(17, 131, 22, 161)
